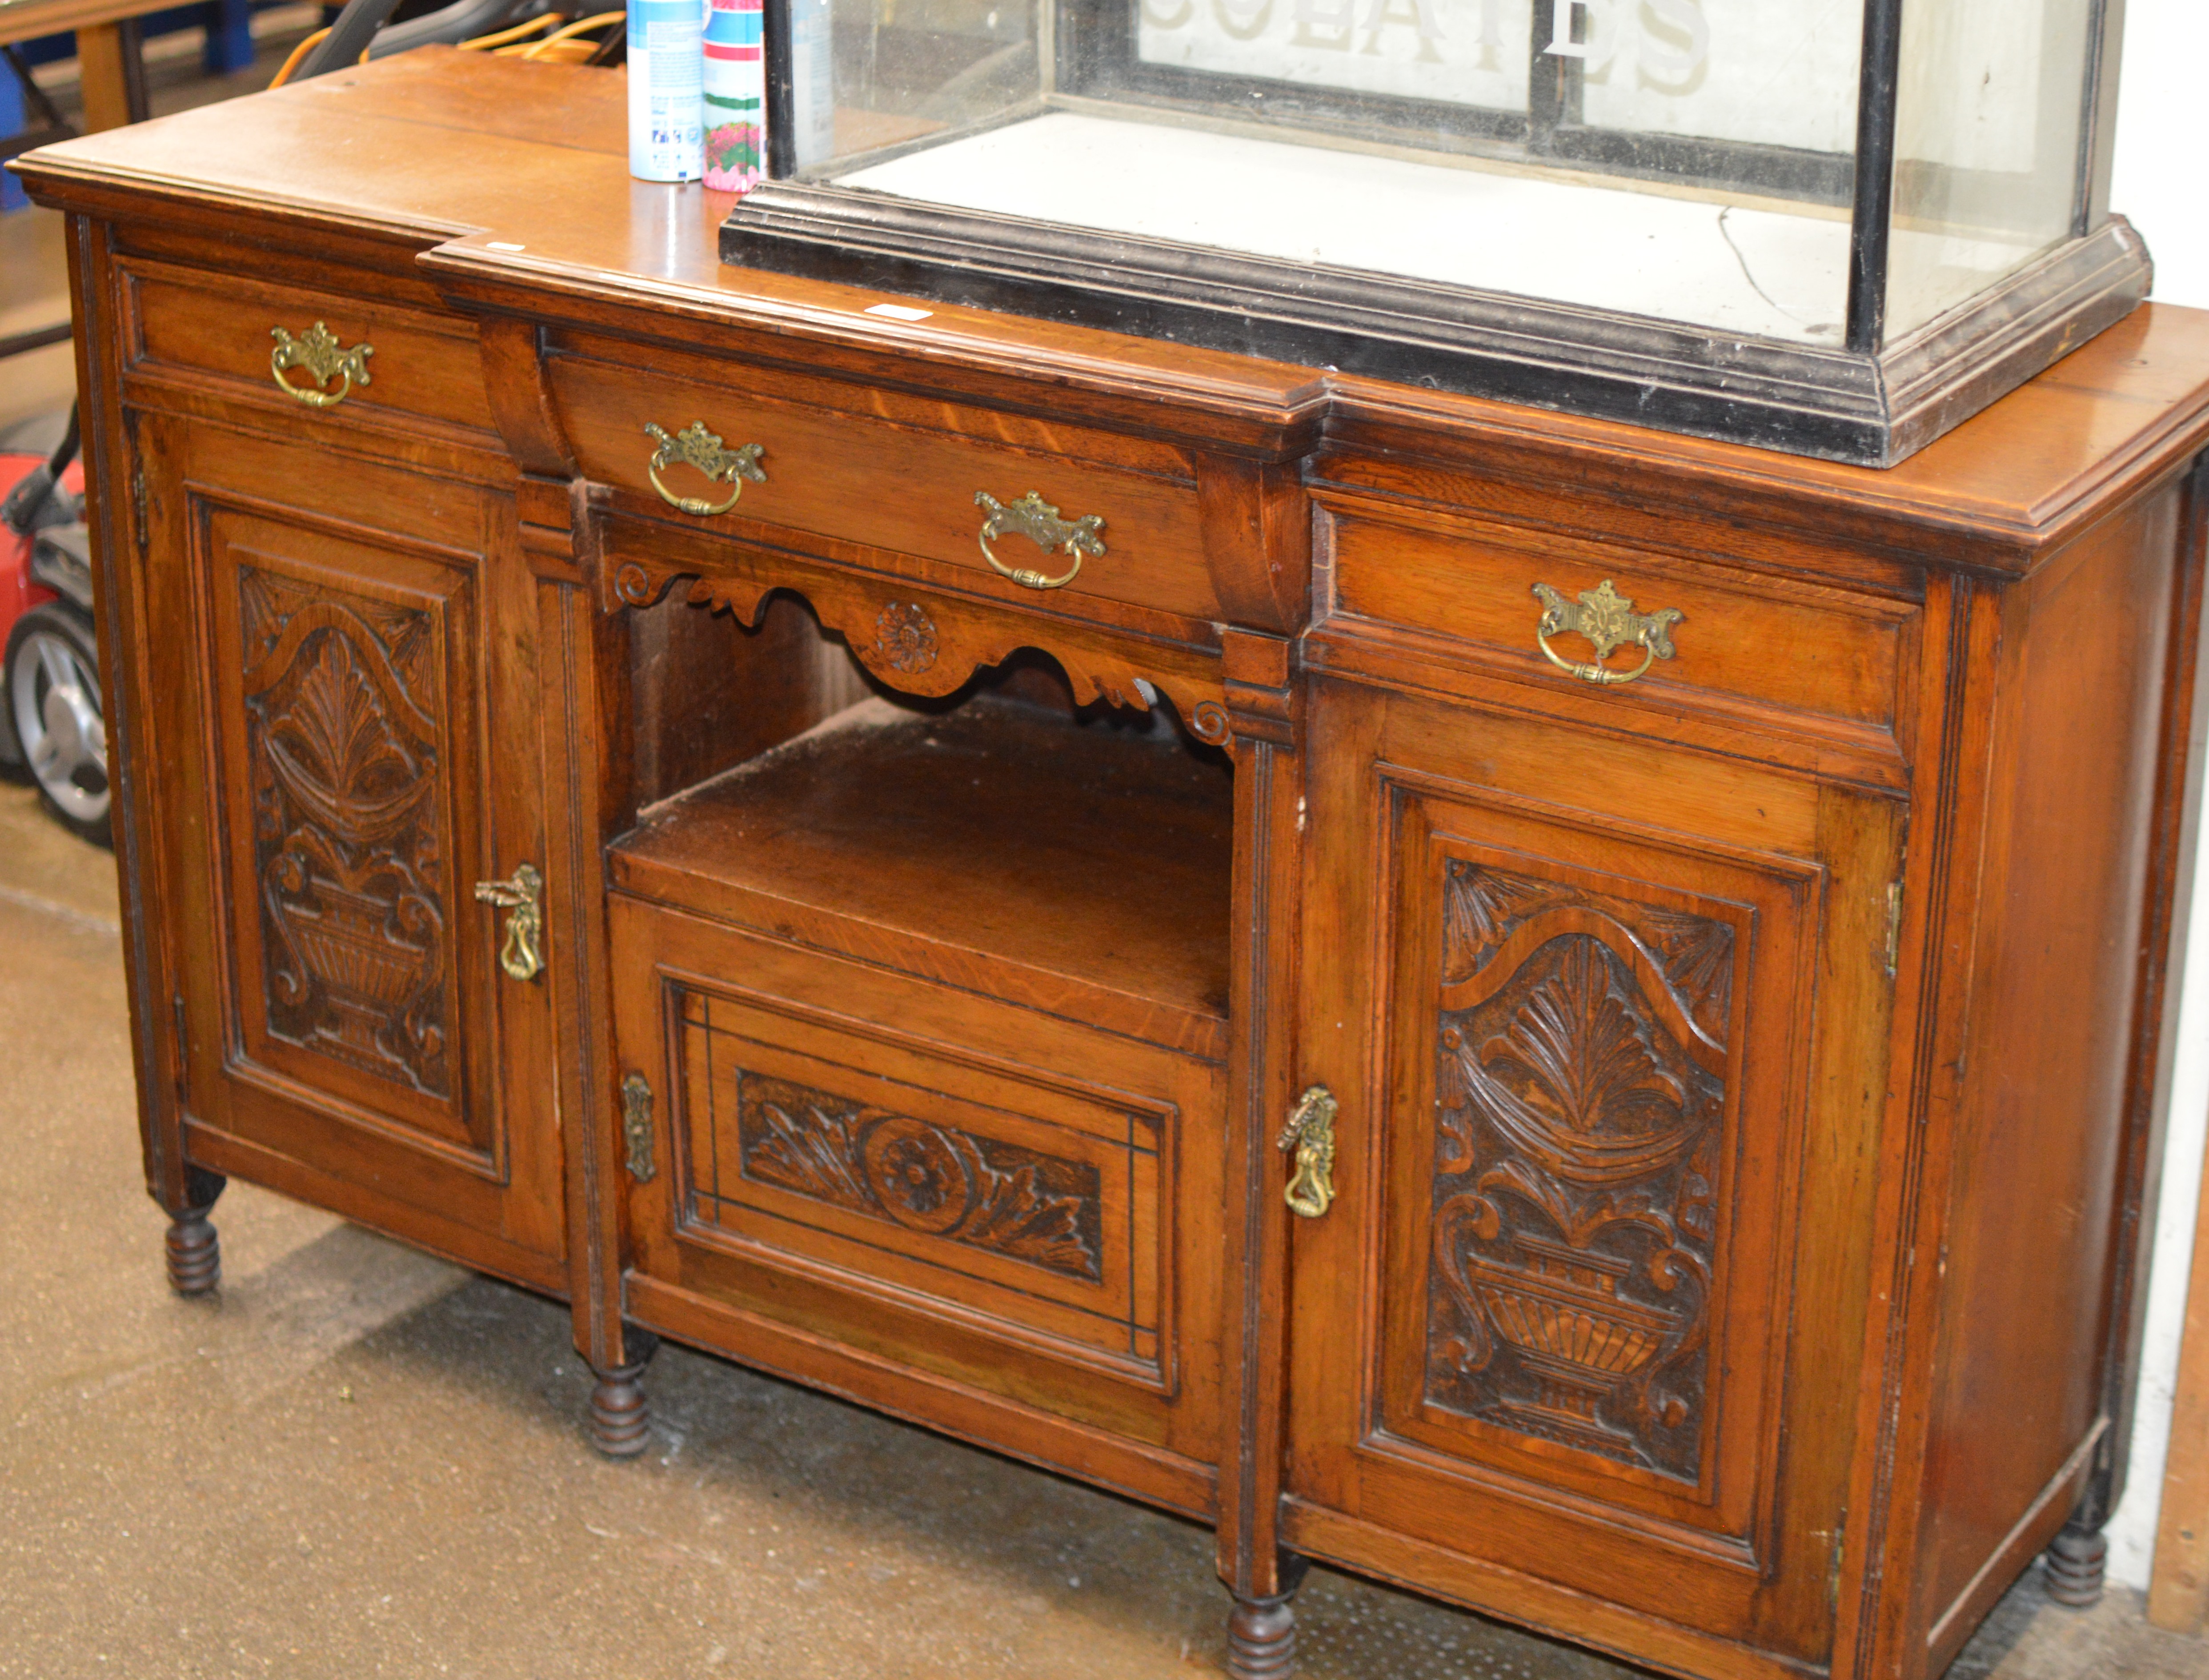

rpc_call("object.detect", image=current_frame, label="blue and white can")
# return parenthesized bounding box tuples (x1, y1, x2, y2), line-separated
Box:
(628, 0, 706, 182)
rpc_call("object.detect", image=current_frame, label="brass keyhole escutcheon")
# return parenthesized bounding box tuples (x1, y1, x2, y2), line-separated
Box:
(645, 420, 765, 516)
(621, 1073, 657, 1183)
(1278, 1084, 1338, 1220)
(473, 863, 545, 982)
(270, 322, 373, 409)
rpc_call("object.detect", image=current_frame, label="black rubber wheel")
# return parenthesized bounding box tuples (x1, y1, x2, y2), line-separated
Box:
(4, 601, 112, 845)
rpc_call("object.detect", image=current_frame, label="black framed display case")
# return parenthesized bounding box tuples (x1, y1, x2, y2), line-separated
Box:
(722, 0, 2147, 464)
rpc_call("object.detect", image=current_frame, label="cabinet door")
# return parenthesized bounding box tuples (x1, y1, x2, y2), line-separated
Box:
(141, 416, 565, 1286)
(604, 894, 1228, 1519)
(1285, 678, 1901, 1668)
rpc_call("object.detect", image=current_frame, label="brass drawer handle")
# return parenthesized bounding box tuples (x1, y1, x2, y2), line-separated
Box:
(1532, 580, 1683, 686)
(975, 490, 1106, 590)
(473, 863, 544, 981)
(1278, 1084, 1338, 1220)
(269, 322, 373, 409)
(645, 421, 765, 516)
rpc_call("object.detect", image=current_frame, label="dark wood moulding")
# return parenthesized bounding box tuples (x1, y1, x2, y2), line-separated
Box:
(721, 187, 2149, 468)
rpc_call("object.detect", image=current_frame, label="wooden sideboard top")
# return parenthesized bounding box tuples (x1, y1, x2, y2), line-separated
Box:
(18, 48, 2209, 561)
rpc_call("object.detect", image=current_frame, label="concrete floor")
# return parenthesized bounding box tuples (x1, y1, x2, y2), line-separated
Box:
(2, 784, 2206, 1677)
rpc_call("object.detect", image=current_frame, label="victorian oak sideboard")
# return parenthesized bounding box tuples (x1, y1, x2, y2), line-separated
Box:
(19, 49, 2209, 1680)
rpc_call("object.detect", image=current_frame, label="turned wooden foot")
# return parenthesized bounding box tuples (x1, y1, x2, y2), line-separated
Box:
(161, 1170, 226, 1296)
(587, 1332, 660, 1458)
(2045, 1519, 2107, 1608)
(1226, 1556, 1310, 1680)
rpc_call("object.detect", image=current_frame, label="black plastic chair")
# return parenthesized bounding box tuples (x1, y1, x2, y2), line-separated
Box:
(290, 0, 622, 82)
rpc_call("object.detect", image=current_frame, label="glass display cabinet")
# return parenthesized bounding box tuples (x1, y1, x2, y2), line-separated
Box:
(724, 0, 2145, 462)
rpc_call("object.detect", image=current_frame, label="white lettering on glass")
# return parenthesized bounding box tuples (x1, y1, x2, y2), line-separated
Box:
(1137, 0, 1708, 103)
(1138, 0, 1711, 79)
(1216, 0, 1275, 39)
(1637, 0, 1709, 83)
(1290, 0, 1355, 52)
(1545, 0, 1619, 71)
(1359, 0, 1443, 59)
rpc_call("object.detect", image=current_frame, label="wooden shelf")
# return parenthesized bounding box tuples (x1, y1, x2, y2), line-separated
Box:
(608, 694, 1235, 1059)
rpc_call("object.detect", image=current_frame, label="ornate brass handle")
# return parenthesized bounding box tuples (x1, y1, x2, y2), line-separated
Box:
(1531, 579, 1683, 687)
(473, 863, 544, 982)
(269, 322, 373, 409)
(1277, 1084, 1338, 1220)
(975, 490, 1106, 590)
(645, 421, 765, 516)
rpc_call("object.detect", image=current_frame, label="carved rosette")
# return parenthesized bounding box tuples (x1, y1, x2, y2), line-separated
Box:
(1425, 858, 1734, 1479)
(241, 566, 451, 1096)
(872, 601, 938, 675)
(729, 1071, 1102, 1281)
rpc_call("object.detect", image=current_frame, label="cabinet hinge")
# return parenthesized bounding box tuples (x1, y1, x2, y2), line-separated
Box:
(1828, 1526, 1847, 1610)
(621, 1072, 656, 1183)
(130, 453, 148, 557)
(171, 992, 188, 1105)
(1884, 882, 1904, 977)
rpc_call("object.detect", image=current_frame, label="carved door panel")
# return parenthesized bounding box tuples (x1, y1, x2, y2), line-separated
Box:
(142, 417, 565, 1285)
(1285, 678, 1901, 1665)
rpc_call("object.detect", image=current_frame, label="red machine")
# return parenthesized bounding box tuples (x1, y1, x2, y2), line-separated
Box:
(0, 407, 104, 842)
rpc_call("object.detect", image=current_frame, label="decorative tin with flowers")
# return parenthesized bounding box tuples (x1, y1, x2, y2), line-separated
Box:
(702, 0, 765, 193)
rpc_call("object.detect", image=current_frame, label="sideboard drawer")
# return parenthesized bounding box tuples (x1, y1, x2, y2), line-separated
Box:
(608, 894, 1227, 1517)
(1329, 506, 1917, 743)
(550, 353, 1219, 626)
(123, 260, 497, 443)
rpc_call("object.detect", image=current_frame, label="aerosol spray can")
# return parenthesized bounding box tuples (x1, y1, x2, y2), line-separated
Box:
(627, 0, 705, 182)
(702, 0, 765, 193)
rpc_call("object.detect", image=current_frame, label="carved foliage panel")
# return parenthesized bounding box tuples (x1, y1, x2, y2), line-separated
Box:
(1424, 855, 1741, 1484)
(731, 1071, 1106, 1282)
(239, 563, 456, 1099)
(205, 517, 488, 1157)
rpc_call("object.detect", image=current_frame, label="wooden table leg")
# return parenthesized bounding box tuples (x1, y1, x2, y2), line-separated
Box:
(72, 19, 147, 133)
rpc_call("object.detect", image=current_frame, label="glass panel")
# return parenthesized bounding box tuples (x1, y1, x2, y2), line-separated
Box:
(1131, 0, 1534, 126)
(791, 0, 1866, 342)
(786, 0, 1044, 170)
(1577, 0, 1863, 177)
(1885, 0, 2096, 340)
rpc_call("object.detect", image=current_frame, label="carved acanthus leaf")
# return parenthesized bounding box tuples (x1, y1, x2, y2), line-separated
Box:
(1443, 859, 1738, 1051)
(1443, 862, 1571, 981)
(1636, 906, 1736, 1042)
(1466, 938, 1702, 1185)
